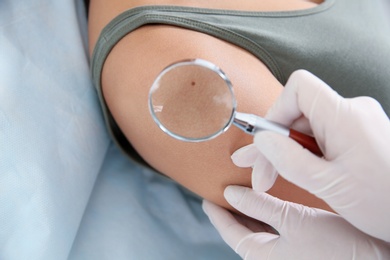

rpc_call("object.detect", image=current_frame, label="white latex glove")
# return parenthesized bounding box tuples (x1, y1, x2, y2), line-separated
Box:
(203, 186, 390, 260)
(231, 70, 390, 242)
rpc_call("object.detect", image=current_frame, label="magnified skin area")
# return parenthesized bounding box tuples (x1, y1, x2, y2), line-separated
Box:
(88, 0, 333, 213)
(150, 62, 235, 140)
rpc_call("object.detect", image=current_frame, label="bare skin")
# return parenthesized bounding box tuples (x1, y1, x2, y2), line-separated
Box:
(88, 0, 333, 212)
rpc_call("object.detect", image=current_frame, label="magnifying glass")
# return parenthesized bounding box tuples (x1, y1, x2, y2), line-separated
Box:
(148, 59, 322, 156)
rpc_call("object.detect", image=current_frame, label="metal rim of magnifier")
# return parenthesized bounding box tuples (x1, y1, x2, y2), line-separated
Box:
(148, 59, 237, 142)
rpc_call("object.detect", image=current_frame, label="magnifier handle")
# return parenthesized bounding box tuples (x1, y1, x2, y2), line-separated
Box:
(233, 112, 323, 156)
(289, 129, 323, 156)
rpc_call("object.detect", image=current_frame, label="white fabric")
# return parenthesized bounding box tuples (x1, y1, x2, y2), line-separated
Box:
(0, 0, 238, 259)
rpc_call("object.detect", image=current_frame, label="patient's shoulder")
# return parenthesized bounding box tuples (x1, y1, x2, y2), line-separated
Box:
(89, 0, 288, 209)
(98, 22, 283, 209)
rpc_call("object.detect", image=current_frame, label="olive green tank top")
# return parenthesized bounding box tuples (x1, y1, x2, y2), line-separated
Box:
(91, 0, 390, 164)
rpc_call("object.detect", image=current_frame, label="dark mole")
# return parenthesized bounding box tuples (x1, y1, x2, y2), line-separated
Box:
(191, 81, 196, 86)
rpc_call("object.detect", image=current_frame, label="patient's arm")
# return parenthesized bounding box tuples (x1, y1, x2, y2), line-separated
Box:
(88, 1, 333, 212)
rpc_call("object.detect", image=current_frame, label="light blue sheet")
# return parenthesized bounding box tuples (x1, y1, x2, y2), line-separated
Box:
(69, 143, 238, 260)
(0, 0, 238, 259)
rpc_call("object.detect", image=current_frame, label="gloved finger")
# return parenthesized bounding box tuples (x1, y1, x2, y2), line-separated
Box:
(264, 71, 305, 125)
(202, 200, 253, 250)
(231, 144, 259, 167)
(252, 154, 278, 192)
(210, 189, 281, 260)
(266, 70, 342, 133)
(289, 115, 313, 136)
(224, 186, 310, 234)
(235, 232, 279, 260)
(254, 131, 336, 196)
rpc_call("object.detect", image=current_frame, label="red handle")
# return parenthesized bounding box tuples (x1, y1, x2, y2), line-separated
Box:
(289, 129, 323, 156)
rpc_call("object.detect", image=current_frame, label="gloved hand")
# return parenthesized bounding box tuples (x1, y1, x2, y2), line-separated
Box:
(231, 70, 390, 242)
(203, 186, 390, 260)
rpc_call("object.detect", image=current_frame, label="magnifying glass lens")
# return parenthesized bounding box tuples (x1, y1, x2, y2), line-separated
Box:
(149, 60, 235, 141)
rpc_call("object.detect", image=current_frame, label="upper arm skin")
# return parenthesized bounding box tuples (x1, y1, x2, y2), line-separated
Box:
(102, 26, 279, 209)
(89, 2, 333, 212)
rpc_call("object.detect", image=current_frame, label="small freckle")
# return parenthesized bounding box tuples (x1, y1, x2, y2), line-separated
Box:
(191, 81, 196, 86)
